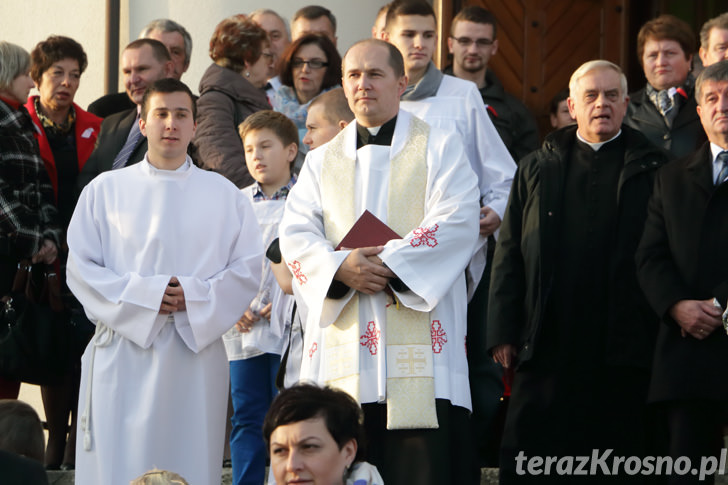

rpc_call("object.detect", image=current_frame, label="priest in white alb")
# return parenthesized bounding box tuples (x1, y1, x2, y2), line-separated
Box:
(66, 79, 262, 485)
(279, 39, 480, 485)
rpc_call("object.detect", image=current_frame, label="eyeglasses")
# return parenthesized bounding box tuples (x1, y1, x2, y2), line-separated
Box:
(450, 36, 494, 48)
(291, 58, 329, 69)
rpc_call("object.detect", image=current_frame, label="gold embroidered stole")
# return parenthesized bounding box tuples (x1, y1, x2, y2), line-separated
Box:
(321, 117, 438, 429)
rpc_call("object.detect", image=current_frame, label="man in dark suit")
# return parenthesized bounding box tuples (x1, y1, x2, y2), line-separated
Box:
(88, 19, 192, 118)
(636, 60, 728, 484)
(77, 39, 173, 189)
(488, 60, 667, 483)
(624, 14, 706, 158)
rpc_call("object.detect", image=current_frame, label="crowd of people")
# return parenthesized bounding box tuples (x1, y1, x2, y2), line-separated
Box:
(0, 2, 727, 484)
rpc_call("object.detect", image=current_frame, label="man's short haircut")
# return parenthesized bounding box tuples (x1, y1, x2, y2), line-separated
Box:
(293, 5, 337, 33)
(0, 399, 45, 463)
(279, 33, 342, 91)
(451, 6, 497, 38)
(140, 18, 193, 67)
(376, 3, 390, 20)
(344, 38, 405, 79)
(250, 9, 291, 40)
(125, 38, 172, 64)
(30, 35, 88, 85)
(238, 109, 299, 152)
(309, 88, 354, 125)
(637, 14, 696, 65)
(262, 383, 366, 463)
(695, 59, 728, 103)
(549, 88, 570, 115)
(385, 0, 436, 32)
(0, 41, 30, 91)
(209, 14, 268, 74)
(700, 13, 728, 50)
(569, 60, 628, 101)
(140, 78, 197, 121)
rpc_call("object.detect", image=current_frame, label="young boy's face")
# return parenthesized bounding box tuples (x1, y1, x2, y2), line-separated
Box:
(243, 128, 296, 192)
(303, 103, 343, 150)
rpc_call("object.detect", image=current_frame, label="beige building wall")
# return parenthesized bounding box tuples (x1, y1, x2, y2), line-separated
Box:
(1, 0, 388, 109)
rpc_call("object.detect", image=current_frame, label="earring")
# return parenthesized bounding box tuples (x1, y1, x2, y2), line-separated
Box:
(245, 71, 250, 77)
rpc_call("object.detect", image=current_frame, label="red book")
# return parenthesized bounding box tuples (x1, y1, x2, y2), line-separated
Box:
(335, 210, 401, 250)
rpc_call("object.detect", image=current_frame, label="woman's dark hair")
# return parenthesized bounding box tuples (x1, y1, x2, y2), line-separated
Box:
(209, 14, 268, 74)
(263, 383, 366, 462)
(279, 33, 342, 93)
(30, 35, 88, 84)
(0, 399, 45, 462)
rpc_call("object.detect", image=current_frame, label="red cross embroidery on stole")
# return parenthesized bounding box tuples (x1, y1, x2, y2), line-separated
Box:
(410, 224, 439, 248)
(288, 260, 308, 285)
(308, 342, 318, 358)
(431, 320, 448, 353)
(359, 321, 381, 355)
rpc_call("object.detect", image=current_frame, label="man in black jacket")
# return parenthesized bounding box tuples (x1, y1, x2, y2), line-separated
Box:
(445, 5, 538, 164)
(636, 60, 728, 485)
(77, 39, 173, 190)
(488, 60, 668, 483)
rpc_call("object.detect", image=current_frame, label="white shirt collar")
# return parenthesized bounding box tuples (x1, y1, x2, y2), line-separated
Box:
(576, 129, 622, 151)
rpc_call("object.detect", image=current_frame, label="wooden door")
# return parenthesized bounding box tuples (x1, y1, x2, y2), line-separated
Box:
(438, 0, 629, 137)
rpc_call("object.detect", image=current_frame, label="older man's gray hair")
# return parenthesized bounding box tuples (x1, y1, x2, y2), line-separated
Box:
(696, 59, 728, 103)
(569, 59, 628, 101)
(139, 19, 193, 67)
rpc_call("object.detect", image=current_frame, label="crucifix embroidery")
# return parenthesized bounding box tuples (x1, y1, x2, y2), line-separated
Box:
(410, 224, 439, 248)
(360, 321, 381, 355)
(288, 260, 308, 285)
(431, 320, 447, 354)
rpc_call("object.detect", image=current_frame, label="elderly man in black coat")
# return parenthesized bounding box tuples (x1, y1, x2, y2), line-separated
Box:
(488, 60, 668, 484)
(636, 60, 728, 485)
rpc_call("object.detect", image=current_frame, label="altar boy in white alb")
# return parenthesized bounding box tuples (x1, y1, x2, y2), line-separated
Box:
(66, 79, 262, 485)
(279, 39, 480, 485)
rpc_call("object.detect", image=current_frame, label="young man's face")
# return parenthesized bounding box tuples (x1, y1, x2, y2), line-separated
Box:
(385, 14, 437, 78)
(303, 103, 344, 150)
(448, 20, 498, 74)
(140, 91, 196, 165)
(243, 128, 296, 192)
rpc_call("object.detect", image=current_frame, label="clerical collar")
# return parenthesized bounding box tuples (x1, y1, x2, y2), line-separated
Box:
(356, 115, 397, 148)
(576, 129, 622, 151)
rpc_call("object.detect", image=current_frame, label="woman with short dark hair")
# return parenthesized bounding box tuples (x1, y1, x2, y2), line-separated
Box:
(271, 33, 342, 150)
(24, 34, 101, 470)
(263, 383, 383, 485)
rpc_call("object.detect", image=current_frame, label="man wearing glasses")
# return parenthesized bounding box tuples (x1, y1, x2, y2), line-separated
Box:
(446, 6, 539, 163)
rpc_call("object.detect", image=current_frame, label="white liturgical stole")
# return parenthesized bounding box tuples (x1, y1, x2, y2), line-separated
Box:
(320, 116, 438, 429)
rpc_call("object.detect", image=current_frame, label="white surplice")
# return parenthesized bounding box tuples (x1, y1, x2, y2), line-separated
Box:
(279, 110, 480, 411)
(401, 74, 517, 295)
(67, 157, 262, 485)
(222, 189, 289, 360)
